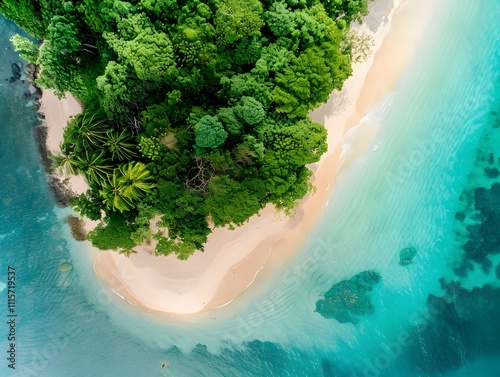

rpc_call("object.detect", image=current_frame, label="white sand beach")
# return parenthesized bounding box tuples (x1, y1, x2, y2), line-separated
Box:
(40, 90, 90, 195)
(43, 0, 434, 316)
(41, 90, 82, 154)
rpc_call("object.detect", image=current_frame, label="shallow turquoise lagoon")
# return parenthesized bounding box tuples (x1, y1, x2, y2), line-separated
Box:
(1, 0, 499, 376)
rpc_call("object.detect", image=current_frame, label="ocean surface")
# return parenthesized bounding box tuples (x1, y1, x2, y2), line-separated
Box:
(1, 1, 500, 376)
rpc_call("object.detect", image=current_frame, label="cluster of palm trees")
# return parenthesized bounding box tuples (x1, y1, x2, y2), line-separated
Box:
(51, 111, 155, 212)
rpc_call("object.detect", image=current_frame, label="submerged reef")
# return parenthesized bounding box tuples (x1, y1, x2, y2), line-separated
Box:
(409, 106, 500, 375)
(453, 108, 500, 277)
(455, 170, 500, 276)
(399, 247, 417, 266)
(409, 281, 500, 374)
(315, 270, 381, 324)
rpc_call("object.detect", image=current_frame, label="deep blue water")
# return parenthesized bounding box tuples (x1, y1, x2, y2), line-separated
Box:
(1, 1, 500, 376)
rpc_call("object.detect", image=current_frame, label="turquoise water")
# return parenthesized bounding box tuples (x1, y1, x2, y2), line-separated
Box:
(1, 0, 500, 376)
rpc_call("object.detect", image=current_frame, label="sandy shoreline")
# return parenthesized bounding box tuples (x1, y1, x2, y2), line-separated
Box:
(40, 90, 82, 155)
(40, 90, 90, 196)
(43, 0, 434, 316)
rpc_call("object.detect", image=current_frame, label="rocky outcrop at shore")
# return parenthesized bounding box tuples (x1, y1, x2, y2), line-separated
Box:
(66, 215, 88, 241)
(23, 62, 36, 83)
(10, 60, 42, 110)
(33, 123, 76, 207)
(11, 62, 21, 80)
(8, 60, 76, 207)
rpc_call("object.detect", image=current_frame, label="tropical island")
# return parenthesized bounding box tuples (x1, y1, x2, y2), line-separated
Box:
(3, 0, 500, 373)
(0, 0, 435, 315)
(1, 0, 436, 316)
(3, 0, 370, 260)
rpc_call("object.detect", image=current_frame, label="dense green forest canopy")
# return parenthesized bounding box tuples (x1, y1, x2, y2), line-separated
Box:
(2, 0, 369, 259)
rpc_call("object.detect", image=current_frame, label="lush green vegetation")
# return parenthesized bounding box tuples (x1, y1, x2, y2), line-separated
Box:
(3, 0, 369, 259)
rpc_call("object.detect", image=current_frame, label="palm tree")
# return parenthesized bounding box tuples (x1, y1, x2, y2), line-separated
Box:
(100, 171, 135, 212)
(104, 129, 138, 161)
(65, 112, 108, 151)
(50, 142, 80, 176)
(74, 149, 113, 185)
(118, 161, 156, 199)
(99, 162, 155, 212)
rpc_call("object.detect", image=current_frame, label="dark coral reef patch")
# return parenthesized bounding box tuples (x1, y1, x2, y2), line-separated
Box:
(399, 247, 417, 266)
(315, 270, 381, 324)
